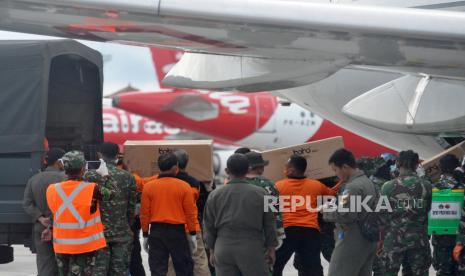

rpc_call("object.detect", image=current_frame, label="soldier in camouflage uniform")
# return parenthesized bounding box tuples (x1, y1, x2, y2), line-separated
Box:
(84, 143, 137, 276)
(431, 154, 464, 276)
(379, 150, 432, 276)
(50, 151, 118, 276)
(357, 155, 401, 276)
(358, 156, 387, 276)
(245, 151, 286, 249)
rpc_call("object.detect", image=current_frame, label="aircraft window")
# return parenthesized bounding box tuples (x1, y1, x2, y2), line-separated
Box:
(300, 112, 305, 118)
(310, 112, 315, 118)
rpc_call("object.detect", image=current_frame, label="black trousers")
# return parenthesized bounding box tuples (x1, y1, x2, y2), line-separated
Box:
(273, 227, 323, 276)
(130, 216, 146, 276)
(148, 222, 193, 276)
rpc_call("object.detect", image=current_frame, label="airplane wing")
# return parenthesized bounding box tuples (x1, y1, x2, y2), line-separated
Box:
(2, 0, 465, 157)
(1, 1, 465, 79)
(1, 1, 465, 92)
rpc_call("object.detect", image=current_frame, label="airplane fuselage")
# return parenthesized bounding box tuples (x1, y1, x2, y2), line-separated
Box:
(114, 91, 394, 156)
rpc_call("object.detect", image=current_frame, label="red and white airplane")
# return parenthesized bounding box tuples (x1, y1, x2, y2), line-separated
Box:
(113, 89, 394, 157)
(112, 48, 394, 157)
(102, 106, 182, 147)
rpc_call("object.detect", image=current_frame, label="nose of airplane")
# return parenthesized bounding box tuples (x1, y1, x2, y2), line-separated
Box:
(112, 90, 223, 124)
(111, 91, 189, 120)
(111, 92, 170, 118)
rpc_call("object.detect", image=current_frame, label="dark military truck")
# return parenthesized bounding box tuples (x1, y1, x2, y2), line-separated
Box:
(0, 40, 103, 263)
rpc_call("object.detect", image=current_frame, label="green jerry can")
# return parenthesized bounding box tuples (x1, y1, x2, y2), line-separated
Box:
(428, 188, 464, 235)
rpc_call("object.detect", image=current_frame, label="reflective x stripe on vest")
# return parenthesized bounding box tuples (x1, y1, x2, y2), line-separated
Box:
(54, 182, 101, 229)
(54, 232, 105, 245)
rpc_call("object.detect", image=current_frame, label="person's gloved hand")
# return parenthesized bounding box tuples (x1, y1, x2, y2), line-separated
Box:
(187, 234, 197, 254)
(96, 159, 109, 177)
(454, 244, 463, 262)
(143, 237, 149, 253)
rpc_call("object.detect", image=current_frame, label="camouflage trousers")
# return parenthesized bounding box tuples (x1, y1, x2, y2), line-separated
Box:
(56, 251, 97, 276)
(92, 239, 133, 276)
(432, 235, 458, 276)
(373, 250, 412, 275)
(381, 245, 431, 276)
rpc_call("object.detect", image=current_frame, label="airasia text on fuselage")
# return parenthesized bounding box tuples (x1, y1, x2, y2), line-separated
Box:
(103, 108, 181, 135)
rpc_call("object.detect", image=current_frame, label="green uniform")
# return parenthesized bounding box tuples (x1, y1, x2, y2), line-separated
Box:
(369, 176, 385, 276)
(84, 162, 137, 276)
(380, 171, 432, 276)
(247, 175, 285, 247)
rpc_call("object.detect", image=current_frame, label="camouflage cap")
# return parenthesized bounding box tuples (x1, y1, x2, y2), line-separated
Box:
(246, 151, 269, 168)
(62, 151, 86, 171)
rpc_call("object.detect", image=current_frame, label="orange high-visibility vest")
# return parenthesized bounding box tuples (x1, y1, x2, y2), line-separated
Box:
(46, 180, 106, 254)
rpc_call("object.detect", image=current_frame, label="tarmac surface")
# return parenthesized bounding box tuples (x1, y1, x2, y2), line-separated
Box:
(0, 243, 438, 275)
(0, 244, 309, 276)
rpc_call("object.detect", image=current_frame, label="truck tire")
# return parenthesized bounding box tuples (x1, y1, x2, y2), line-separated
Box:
(0, 245, 13, 264)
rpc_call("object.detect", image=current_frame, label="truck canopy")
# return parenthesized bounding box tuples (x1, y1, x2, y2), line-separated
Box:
(0, 39, 103, 248)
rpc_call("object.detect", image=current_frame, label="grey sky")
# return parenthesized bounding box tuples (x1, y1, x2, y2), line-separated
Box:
(0, 31, 160, 96)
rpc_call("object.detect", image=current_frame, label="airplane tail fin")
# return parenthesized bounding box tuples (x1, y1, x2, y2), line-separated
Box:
(150, 47, 183, 89)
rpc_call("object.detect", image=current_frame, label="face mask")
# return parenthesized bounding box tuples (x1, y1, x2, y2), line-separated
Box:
(390, 165, 397, 173)
(416, 166, 425, 177)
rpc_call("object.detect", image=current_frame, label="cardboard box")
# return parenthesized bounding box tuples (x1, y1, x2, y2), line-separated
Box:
(124, 140, 214, 182)
(261, 137, 344, 182)
(422, 141, 465, 182)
